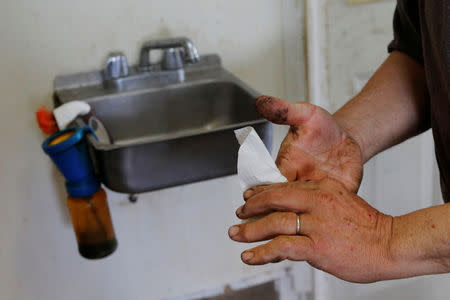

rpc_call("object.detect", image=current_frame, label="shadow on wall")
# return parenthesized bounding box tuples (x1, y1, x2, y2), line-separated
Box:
(135, 25, 172, 61)
(51, 166, 72, 226)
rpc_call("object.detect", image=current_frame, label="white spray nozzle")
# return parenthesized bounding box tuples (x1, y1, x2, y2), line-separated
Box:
(53, 101, 91, 130)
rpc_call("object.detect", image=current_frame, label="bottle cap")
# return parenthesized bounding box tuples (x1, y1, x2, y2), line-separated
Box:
(42, 126, 100, 197)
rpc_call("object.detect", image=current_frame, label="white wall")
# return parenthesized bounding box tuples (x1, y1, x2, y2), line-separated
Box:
(0, 1, 307, 299)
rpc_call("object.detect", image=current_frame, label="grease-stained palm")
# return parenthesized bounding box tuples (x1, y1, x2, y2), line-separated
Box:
(255, 95, 363, 193)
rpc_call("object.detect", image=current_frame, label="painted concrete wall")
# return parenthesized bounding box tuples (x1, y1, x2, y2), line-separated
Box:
(0, 1, 307, 299)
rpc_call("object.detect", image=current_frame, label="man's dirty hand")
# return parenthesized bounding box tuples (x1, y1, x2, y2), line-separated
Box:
(229, 178, 395, 283)
(255, 96, 363, 193)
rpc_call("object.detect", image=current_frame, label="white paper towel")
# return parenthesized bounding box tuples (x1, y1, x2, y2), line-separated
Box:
(234, 126, 287, 191)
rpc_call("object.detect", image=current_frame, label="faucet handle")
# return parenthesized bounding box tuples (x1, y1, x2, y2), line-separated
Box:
(161, 48, 184, 70)
(104, 52, 129, 80)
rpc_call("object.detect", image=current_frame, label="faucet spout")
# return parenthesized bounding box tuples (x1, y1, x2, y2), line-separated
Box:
(138, 37, 200, 70)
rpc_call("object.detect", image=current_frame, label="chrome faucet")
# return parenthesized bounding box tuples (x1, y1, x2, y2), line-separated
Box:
(138, 37, 200, 71)
(102, 37, 200, 89)
(104, 52, 129, 80)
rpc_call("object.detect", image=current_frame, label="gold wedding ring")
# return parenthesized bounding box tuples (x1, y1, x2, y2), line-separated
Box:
(296, 214, 301, 235)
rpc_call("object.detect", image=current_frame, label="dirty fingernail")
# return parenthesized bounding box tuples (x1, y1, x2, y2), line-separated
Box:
(236, 205, 245, 217)
(242, 251, 254, 261)
(228, 226, 240, 237)
(243, 188, 255, 199)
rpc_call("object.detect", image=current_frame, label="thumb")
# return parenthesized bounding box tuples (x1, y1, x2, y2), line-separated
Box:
(255, 95, 316, 126)
(275, 135, 299, 181)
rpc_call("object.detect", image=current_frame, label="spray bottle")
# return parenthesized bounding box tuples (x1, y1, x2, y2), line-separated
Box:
(42, 127, 118, 259)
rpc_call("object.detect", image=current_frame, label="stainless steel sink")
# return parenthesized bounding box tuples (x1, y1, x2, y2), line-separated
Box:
(53, 38, 272, 193)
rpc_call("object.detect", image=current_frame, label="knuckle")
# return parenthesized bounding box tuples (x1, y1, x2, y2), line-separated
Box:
(244, 185, 268, 200)
(239, 225, 251, 242)
(253, 184, 271, 196)
(275, 236, 293, 252)
(263, 190, 283, 208)
(252, 186, 264, 194)
(278, 212, 296, 229)
(267, 212, 280, 223)
(268, 212, 286, 229)
(282, 240, 293, 252)
(317, 190, 336, 204)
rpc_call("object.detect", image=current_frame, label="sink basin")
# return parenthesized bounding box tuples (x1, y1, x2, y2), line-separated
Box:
(90, 81, 264, 146)
(54, 54, 272, 193)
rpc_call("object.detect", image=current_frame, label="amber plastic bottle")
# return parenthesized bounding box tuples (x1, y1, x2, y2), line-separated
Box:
(67, 187, 118, 259)
(43, 127, 118, 259)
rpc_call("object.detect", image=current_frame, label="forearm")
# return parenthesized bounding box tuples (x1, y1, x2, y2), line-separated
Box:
(333, 51, 429, 163)
(386, 203, 450, 279)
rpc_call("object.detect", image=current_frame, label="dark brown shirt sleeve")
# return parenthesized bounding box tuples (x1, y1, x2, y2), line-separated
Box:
(388, 0, 424, 64)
